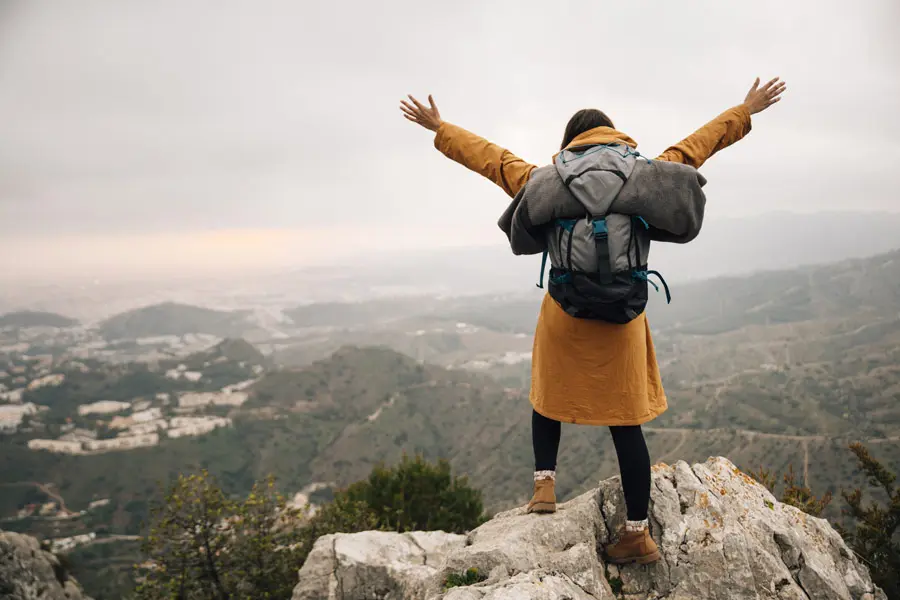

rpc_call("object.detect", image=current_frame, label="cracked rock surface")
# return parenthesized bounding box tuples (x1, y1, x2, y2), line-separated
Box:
(292, 457, 886, 600)
(0, 530, 91, 600)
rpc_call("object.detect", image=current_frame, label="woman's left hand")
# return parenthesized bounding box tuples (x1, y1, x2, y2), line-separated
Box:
(400, 94, 443, 132)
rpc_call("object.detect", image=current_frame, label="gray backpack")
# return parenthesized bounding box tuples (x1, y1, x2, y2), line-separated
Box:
(537, 144, 670, 323)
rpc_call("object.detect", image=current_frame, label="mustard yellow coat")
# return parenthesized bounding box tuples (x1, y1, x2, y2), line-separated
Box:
(434, 105, 752, 426)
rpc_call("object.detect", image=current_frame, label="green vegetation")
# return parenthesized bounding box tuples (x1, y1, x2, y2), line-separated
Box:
(444, 567, 486, 590)
(751, 464, 833, 517)
(68, 539, 141, 600)
(342, 455, 486, 533)
(842, 443, 900, 600)
(757, 444, 899, 599)
(133, 457, 484, 599)
(135, 472, 302, 600)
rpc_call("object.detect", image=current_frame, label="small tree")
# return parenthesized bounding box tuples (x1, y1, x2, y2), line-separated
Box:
(222, 476, 303, 600)
(841, 443, 899, 599)
(751, 464, 833, 517)
(134, 471, 303, 600)
(135, 471, 232, 600)
(341, 454, 486, 533)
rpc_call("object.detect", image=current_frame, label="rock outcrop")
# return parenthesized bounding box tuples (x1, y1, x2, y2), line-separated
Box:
(293, 457, 886, 600)
(0, 530, 91, 600)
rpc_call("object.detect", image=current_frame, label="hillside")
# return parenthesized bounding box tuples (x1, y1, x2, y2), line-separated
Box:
(0, 310, 78, 329)
(647, 248, 900, 334)
(268, 250, 900, 510)
(3, 250, 900, 599)
(98, 301, 252, 339)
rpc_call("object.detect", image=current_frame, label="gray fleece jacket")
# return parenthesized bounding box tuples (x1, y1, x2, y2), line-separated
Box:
(497, 144, 707, 273)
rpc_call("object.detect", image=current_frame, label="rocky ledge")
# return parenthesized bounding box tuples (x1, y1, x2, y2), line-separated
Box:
(0, 530, 91, 600)
(293, 457, 886, 600)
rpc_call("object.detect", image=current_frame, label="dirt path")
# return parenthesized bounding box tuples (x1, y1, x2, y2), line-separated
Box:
(0, 481, 70, 514)
(654, 430, 689, 466)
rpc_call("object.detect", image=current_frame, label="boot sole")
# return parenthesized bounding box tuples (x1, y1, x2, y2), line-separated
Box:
(526, 502, 557, 514)
(606, 550, 661, 565)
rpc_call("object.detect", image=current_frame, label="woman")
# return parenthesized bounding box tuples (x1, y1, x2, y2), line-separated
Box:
(400, 77, 786, 565)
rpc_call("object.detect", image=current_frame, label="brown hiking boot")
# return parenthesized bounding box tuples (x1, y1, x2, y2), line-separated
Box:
(526, 477, 556, 514)
(604, 527, 660, 565)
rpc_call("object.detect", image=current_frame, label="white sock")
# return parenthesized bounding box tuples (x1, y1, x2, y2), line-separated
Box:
(534, 470, 556, 481)
(625, 519, 649, 532)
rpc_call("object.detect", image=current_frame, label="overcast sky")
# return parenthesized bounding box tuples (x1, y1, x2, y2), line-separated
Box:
(1, 0, 898, 281)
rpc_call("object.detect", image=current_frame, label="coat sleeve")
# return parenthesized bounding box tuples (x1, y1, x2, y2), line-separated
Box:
(434, 122, 537, 197)
(654, 104, 752, 167)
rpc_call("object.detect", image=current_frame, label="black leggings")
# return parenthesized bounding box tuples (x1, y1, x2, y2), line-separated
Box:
(532, 409, 650, 521)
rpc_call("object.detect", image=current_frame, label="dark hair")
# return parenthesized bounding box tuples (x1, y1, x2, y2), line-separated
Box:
(561, 109, 615, 149)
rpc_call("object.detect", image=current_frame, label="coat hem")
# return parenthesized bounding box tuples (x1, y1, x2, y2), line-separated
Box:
(531, 399, 667, 427)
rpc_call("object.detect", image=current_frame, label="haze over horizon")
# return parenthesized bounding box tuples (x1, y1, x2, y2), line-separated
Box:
(1, 0, 898, 282)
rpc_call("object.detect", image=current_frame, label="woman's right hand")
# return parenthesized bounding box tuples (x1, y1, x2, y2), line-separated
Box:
(743, 77, 787, 115)
(400, 94, 443, 132)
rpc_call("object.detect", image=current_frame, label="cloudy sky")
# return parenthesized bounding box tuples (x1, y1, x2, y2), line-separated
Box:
(1, 0, 898, 281)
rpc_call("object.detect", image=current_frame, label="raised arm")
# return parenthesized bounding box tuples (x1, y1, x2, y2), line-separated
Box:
(401, 94, 536, 197)
(655, 77, 787, 167)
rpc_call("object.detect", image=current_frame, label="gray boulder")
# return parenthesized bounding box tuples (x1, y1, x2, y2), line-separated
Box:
(292, 457, 886, 600)
(0, 530, 91, 600)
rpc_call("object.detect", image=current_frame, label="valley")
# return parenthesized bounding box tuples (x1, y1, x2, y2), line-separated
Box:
(0, 248, 898, 598)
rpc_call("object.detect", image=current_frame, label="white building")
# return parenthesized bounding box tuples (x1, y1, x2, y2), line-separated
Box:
(127, 419, 168, 435)
(84, 433, 159, 452)
(26, 373, 65, 391)
(177, 391, 248, 409)
(183, 371, 203, 382)
(168, 416, 231, 438)
(50, 533, 96, 553)
(0, 388, 24, 403)
(222, 379, 257, 393)
(27, 439, 85, 455)
(0, 402, 38, 433)
(131, 407, 163, 423)
(109, 415, 134, 429)
(88, 499, 110, 510)
(78, 400, 131, 416)
(58, 428, 97, 443)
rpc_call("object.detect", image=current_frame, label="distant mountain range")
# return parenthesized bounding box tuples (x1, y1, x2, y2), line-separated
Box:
(0, 310, 78, 329)
(335, 210, 900, 296)
(97, 301, 253, 340)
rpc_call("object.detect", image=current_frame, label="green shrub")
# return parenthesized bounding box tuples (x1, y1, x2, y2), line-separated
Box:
(444, 567, 486, 589)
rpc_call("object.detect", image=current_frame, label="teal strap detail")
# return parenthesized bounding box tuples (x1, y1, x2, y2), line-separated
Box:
(624, 148, 653, 164)
(550, 271, 572, 285)
(592, 219, 608, 236)
(536, 250, 548, 289)
(634, 270, 672, 304)
(556, 218, 577, 232)
(635, 216, 649, 229)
